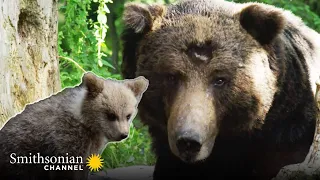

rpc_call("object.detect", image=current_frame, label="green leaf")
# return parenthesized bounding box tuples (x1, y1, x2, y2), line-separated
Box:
(102, 59, 115, 69)
(104, 4, 110, 13)
(127, 156, 135, 163)
(98, 59, 103, 67)
(97, 14, 107, 24)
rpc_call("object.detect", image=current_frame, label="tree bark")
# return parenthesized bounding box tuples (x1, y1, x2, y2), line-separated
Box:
(274, 79, 320, 179)
(0, 0, 61, 127)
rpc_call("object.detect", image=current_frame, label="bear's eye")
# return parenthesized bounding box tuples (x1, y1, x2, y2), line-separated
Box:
(167, 74, 177, 82)
(126, 114, 132, 121)
(213, 78, 226, 87)
(107, 113, 117, 121)
(165, 73, 181, 86)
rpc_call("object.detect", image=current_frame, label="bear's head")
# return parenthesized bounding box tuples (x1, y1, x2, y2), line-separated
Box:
(81, 72, 149, 142)
(121, 0, 285, 163)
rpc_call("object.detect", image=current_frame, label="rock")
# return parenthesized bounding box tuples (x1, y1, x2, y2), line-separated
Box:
(88, 166, 154, 180)
(89, 171, 114, 180)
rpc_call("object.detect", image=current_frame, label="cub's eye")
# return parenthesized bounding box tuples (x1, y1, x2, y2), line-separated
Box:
(107, 113, 117, 121)
(213, 78, 227, 87)
(126, 114, 132, 121)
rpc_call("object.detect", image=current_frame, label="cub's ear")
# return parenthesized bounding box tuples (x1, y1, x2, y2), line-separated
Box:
(82, 72, 104, 98)
(124, 76, 149, 100)
(239, 4, 286, 45)
(123, 2, 166, 34)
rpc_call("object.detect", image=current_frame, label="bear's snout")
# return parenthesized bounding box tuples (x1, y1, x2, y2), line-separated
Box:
(166, 83, 218, 163)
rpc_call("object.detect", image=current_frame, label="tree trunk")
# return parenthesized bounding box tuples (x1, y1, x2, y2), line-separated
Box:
(107, 1, 120, 73)
(305, 0, 320, 17)
(274, 80, 320, 179)
(0, 0, 61, 127)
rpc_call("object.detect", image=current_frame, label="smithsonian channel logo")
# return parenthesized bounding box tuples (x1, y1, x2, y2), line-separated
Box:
(9, 153, 104, 172)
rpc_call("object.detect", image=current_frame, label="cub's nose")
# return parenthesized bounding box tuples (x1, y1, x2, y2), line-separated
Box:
(176, 133, 202, 155)
(120, 133, 128, 140)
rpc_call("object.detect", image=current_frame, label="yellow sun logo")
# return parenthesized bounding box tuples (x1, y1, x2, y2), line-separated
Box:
(86, 154, 104, 172)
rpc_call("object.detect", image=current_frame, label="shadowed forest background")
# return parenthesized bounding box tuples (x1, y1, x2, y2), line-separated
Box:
(57, 0, 320, 172)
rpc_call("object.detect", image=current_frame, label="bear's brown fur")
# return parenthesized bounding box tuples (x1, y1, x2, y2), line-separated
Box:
(121, 0, 320, 179)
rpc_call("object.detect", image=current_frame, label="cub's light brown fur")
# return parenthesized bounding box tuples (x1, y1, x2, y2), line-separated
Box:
(0, 72, 149, 180)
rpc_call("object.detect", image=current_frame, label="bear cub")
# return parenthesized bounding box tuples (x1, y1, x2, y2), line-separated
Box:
(0, 72, 149, 180)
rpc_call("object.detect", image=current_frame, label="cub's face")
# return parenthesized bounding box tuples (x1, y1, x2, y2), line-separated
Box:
(81, 73, 149, 142)
(97, 82, 137, 142)
(122, 1, 284, 162)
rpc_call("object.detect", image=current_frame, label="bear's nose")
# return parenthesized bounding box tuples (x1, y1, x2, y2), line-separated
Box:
(176, 133, 202, 155)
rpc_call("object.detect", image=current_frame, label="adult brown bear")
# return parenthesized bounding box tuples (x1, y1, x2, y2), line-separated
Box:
(121, 0, 320, 179)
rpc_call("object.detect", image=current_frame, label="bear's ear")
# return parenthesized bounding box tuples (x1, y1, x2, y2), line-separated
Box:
(123, 2, 166, 34)
(121, 3, 166, 80)
(239, 4, 286, 45)
(82, 72, 104, 98)
(124, 76, 149, 100)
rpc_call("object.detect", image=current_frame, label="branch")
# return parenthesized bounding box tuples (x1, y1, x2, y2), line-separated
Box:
(58, 56, 87, 73)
